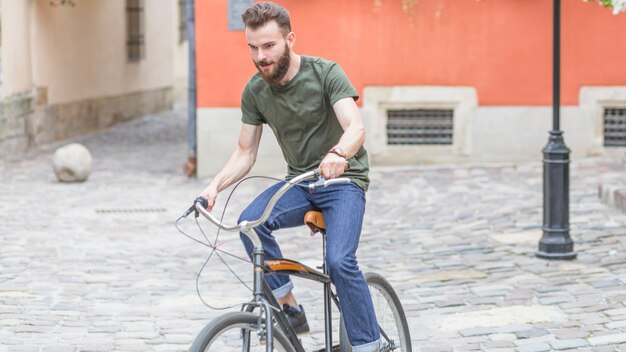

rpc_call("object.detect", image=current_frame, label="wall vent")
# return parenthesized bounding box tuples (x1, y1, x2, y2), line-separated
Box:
(386, 109, 453, 145)
(126, 0, 145, 62)
(604, 108, 626, 147)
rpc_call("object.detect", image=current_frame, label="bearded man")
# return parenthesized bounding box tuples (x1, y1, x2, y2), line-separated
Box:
(199, 2, 380, 351)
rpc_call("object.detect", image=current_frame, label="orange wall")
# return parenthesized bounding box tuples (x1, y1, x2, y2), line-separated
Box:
(196, 0, 626, 107)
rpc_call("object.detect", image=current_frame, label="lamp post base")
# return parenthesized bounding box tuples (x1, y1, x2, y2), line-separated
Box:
(536, 229, 576, 260)
(537, 130, 576, 260)
(536, 250, 576, 260)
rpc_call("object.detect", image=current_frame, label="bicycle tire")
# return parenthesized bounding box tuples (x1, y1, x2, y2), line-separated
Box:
(189, 311, 296, 352)
(339, 272, 412, 352)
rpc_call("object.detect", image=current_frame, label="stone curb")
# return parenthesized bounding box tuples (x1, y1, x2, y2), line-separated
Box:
(599, 183, 626, 213)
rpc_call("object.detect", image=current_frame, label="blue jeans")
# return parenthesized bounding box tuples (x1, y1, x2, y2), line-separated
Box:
(238, 181, 381, 352)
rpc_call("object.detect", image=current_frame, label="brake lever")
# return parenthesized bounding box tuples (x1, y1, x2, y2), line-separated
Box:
(308, 177, 351, 190)
(308, 177, 326, 190)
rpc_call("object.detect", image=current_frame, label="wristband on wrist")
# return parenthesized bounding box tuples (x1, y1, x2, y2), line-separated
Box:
(329, 146, 347, 159)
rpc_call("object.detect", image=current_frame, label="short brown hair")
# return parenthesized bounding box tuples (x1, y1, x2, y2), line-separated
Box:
(241, 2, 291, 35)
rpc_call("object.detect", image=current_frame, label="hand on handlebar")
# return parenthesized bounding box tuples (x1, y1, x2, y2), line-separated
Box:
(182, 186, 217, 218)
(183, 196, 209, 218)
(318, 153, 349, 179)
(199, 186, 218, 211)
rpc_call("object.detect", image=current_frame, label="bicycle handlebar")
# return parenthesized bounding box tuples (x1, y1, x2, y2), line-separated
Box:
(193, 169, 351, 234)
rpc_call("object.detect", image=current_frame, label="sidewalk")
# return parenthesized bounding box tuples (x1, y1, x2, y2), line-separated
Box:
(2, 106, 626, 351)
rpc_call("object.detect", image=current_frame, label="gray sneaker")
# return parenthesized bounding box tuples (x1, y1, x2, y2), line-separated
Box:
(282, 304, 310, 335)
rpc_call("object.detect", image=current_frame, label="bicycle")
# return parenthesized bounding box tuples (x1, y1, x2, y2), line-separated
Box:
(184, 169, 412, 352)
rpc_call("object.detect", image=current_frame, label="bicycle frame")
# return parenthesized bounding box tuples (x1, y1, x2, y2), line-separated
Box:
(194, 170, 349, 352)
(242, 231, 342, 352)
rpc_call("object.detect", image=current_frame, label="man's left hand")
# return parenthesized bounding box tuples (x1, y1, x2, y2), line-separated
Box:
(319, 153, 347, 179)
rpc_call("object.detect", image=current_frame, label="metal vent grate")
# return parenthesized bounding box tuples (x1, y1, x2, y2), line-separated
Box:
(387, 109, 453, 145)
(178, 0, 187, 44)
(126, 0, 145, 62)
(604, 108, 626, 147)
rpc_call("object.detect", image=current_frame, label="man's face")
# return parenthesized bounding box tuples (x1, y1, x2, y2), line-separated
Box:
(246, 21, 293, 87)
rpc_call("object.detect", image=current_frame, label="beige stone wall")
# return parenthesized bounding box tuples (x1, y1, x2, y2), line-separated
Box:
(29, 87, 172, 146)
(1, 0, 34, 97)
(0, 92, 33, 158)
(31, 0, 174, 105)
(172, 0, 189, 104)
(0, 0, 183, 158)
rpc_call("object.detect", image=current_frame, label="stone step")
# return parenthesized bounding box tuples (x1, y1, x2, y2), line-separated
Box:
(598, 183, 626, 213)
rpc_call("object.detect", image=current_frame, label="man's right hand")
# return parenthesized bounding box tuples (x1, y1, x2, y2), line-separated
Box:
(199, 185, 218, 212)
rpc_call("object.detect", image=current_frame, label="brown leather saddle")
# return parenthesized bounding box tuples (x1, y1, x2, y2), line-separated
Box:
(304, 210, 326, 235)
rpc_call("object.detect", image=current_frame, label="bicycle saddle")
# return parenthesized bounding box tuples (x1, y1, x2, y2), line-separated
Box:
(304, 211, 326, 235)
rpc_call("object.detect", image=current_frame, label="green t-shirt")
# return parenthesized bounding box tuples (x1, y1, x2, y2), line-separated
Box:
(241, 55, 370, 191)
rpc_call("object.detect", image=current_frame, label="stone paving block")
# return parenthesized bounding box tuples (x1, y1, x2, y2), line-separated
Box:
(488, 333, 518, 342)
(452, 344, 482, 351)
(435, 298, 467, 308)
(496, 325, 534, 334)
(587, 332, 626, 346)
(605, 307, 626, 316)
(551, 327, 591, 339)
(513, 343, 551, 352)
(162, 334, 194, 344)
(151, 344, 188, 352)
(548, 338, 589, 350)
(41, 347, 76, 352)
(512, 333, 556, 347)
(514, 328, 550, 339)
(76, 346, 115, 352)
(115, 331, 160, 339)
(458, 327, 496, 337)
(483, 339, 515, 348)
(537, 295, 573, 305)
(6, 347, 40, 352)
(588, 346, 618, 352)
(605, 320, 626, 329)
(569, 312, 609, 325)
(420, 347, 453, 352)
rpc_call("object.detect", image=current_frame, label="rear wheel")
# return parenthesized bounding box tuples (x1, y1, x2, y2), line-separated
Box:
(340, 272, 412, 352)
(190, 311, 295, 352)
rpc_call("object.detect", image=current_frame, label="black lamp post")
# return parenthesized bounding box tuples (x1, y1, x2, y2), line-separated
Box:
(536, 0, 576, 260)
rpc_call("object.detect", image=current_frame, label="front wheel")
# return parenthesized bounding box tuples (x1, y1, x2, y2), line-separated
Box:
(189, 311, 295, 352)
(340, 272, 412, 352)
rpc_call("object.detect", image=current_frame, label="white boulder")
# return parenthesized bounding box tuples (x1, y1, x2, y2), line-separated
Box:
(53, 143, 92, 182)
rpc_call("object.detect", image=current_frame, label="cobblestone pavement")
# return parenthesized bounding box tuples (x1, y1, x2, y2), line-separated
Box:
(2, 106, 626, 351)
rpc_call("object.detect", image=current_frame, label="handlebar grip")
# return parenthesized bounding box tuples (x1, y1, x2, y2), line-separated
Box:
(195, 197, 209, 211)
(184, 196, 209, 218)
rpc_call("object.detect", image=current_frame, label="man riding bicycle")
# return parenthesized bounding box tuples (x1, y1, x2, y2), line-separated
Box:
(199, 2, 381, 351)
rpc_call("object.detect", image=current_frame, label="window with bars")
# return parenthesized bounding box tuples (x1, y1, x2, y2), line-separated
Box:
(604, 108, 626, 147)
(178, 0, 187, 44)
(386, 109, 454, 145)
(126, 0, 145, 62)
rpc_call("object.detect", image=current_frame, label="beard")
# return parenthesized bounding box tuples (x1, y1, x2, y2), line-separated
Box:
(254, 44, 291, 88)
